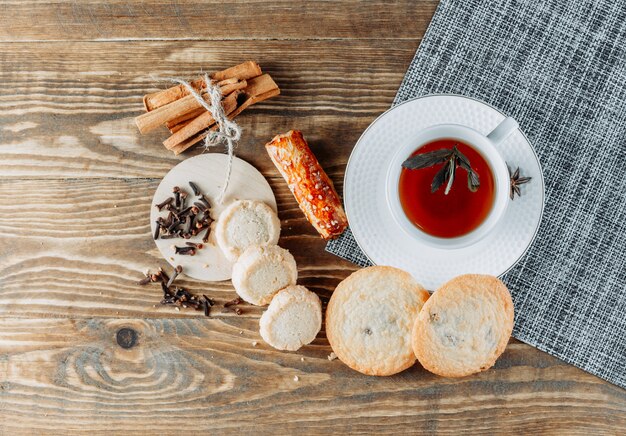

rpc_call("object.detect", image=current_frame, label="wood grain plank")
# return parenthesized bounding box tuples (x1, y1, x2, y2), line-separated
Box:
(0, 177, 354, 319)
(0, 318, 624, 434)
(0, 0, 438, 42)
(0, 40, 415, 179)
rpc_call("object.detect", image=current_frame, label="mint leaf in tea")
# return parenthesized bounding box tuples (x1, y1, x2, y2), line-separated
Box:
(399, 140, 495, 238)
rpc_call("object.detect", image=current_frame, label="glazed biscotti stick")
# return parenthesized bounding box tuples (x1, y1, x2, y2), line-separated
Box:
(265, 130, 348, 240)
(411, 274, 514, 378)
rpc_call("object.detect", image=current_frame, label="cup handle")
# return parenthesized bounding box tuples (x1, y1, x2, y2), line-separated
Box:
(487, 117, 519, 146)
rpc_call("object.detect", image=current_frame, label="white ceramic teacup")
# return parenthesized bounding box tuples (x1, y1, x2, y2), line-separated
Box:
(386, 117, 519, 249)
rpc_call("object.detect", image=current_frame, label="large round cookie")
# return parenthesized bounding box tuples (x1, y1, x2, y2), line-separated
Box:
(412, 274, 514, 377)
(326, 266, 429, 376)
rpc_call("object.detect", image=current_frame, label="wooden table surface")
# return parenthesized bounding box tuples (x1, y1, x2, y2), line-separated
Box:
(0, 1, 624, 434)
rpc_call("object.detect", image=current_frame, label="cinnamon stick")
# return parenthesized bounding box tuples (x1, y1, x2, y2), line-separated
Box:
(164, 79, 247, 133)
(143, 61, 261, 111)
(211, 61, 262, 82)
(143, 78, 204, 112)
(136, 79, 249, 134)
(168, 76, 280, 155)
(163, 91, 241, 150)
(167, 107, 206, 132)
(136, 93, 204, 134)
(217, 79, 248, 97)
(241, 74, 280, 101)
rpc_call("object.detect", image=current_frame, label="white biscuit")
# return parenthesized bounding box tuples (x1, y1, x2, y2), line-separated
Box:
(232, 245, 298, 306)
(412, 274, 514, 377)
(215, 200, 280, 261)
(259, 285, 322, 351)
(326, 266, 429, 376)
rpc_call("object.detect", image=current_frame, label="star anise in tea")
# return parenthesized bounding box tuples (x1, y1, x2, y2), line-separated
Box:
(509, 166, 532, 200)
(402, 145, 480, 195)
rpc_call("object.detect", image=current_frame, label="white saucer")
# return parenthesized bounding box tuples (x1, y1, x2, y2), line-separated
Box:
(344, 94, 545, 290)
(150, 154, 277, 282)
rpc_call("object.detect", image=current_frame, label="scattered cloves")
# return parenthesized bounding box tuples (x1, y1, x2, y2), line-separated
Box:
(154, 182, 213, 244)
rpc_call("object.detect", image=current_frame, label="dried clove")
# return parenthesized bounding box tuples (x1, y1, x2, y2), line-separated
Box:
(156, 197, 173, 211)
(197, 194, 211, 209)
(137, 276, 151, 286)
(160, 281, 170, 299)
(203, 294, 214, 307)
(185, 241, 204, 249)
(167, 218, 180, 234)
(173, 186, 181, 208)
(183, 215, 193, 235)
(202, 225, 211, 243)
(189, 181, 201, 196)
(166, 265, 183, 288)
(193, 201, 207, 212)
(153, 221, 161, 240)
(174, 246, 196, 256)
(224, 297, 243, 307)
(178, 206, 192, 217)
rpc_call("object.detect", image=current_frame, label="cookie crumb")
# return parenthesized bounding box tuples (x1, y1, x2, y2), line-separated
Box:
(293, 375, 299, 382)
(328, 352, 337, 361)
(203, 264, 209, 268)
(252, 341, 258, 347)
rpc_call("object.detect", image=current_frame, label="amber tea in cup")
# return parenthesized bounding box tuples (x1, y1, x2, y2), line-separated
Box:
(398, 139, 495, 238)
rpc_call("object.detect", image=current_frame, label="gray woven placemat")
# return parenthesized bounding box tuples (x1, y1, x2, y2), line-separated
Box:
(327, 0, 626, 388)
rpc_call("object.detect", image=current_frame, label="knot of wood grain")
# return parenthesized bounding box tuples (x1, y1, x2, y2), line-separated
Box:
(116, 327, 138, 349)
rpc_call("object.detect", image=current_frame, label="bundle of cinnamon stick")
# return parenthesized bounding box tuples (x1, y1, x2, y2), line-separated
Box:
(135, 61, 279, 155)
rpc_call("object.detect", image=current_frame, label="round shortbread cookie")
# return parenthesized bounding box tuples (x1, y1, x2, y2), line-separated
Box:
(232, 245, 298, 306)
(215, 200, 281, 262)
(259, 285, 322, 351)
(412, 274, 514, 378)
(326, 266, 430, 376)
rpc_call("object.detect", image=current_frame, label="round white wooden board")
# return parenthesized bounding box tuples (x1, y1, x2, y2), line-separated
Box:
(150, 153, 277, 282)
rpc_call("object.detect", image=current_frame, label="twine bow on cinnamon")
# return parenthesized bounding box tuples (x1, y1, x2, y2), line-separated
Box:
(173, 74, 241, 203)
(134, 61, 280, 202)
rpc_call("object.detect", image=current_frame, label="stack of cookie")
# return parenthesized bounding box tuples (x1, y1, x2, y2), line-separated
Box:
(215, 199, 322, 351)
(326, 266, 514, 377)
